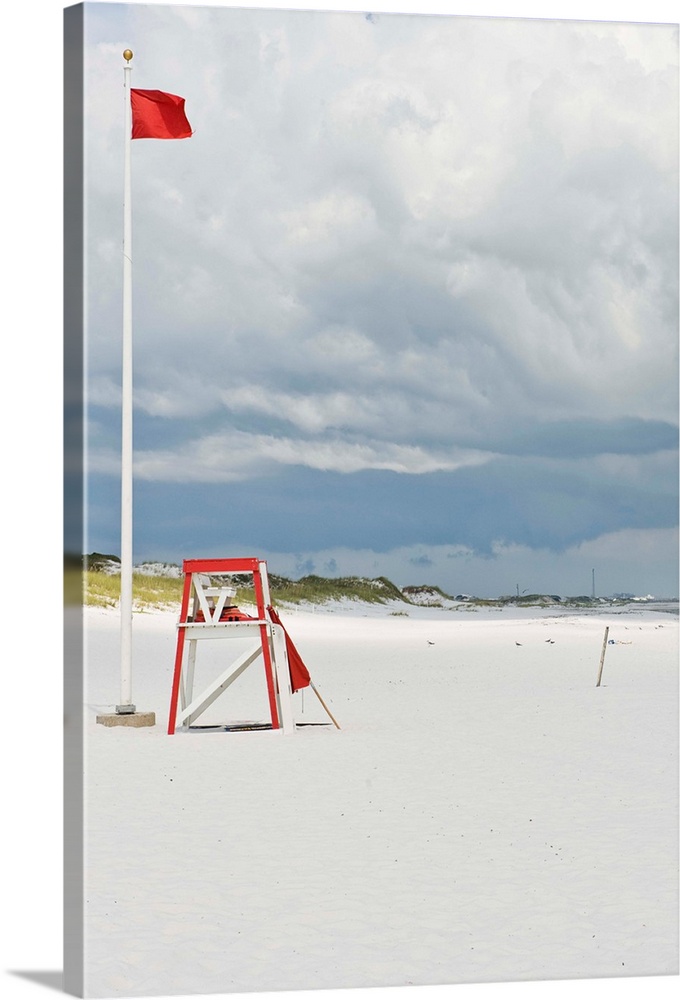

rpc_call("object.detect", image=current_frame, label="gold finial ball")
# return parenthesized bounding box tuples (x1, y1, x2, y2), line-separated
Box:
(123, 49, 133, 62)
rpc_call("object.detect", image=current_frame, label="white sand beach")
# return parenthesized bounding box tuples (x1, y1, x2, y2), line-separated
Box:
(81, 600, 678, 998)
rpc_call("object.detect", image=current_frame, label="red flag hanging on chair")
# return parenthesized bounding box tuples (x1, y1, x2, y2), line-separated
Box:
(267, 606, 311, 692)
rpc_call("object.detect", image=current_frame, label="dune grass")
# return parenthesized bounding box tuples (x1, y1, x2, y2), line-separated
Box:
(68, 569, 414, 610)
(66, 570, 185, 609)
(67, 568, 647, 612)
(266, 573, 410, 605)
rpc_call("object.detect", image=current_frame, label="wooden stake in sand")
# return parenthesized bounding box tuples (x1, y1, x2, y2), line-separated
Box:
(311, 682, 341, 729)
(596, 626, 610, 687)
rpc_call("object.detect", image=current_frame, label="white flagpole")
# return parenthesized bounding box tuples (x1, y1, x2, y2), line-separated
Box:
(118, 49, 135, 714)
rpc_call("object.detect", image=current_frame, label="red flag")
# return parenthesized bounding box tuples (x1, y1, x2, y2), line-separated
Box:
(131, 89, 192, 139)
(267, 606, 311, 692)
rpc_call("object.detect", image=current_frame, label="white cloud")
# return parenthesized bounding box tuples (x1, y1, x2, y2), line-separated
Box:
(86, 8, 678, 444)
(122, 429, 495, 481)
(282, 190, 378, 249)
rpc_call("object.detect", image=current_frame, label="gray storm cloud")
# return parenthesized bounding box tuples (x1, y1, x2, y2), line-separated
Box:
(82, 5, 678, 594)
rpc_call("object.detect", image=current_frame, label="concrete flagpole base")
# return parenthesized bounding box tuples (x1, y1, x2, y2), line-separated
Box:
(96, 710, 156, 728)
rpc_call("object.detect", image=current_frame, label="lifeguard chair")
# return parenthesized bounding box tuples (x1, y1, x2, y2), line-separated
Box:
(167, 558, 339, 735)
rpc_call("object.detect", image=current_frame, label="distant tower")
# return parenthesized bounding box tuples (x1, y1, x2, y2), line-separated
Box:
(592, 568, 595, 599)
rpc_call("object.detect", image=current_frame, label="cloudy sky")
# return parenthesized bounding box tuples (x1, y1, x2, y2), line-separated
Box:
(77, 0, 677, 598)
